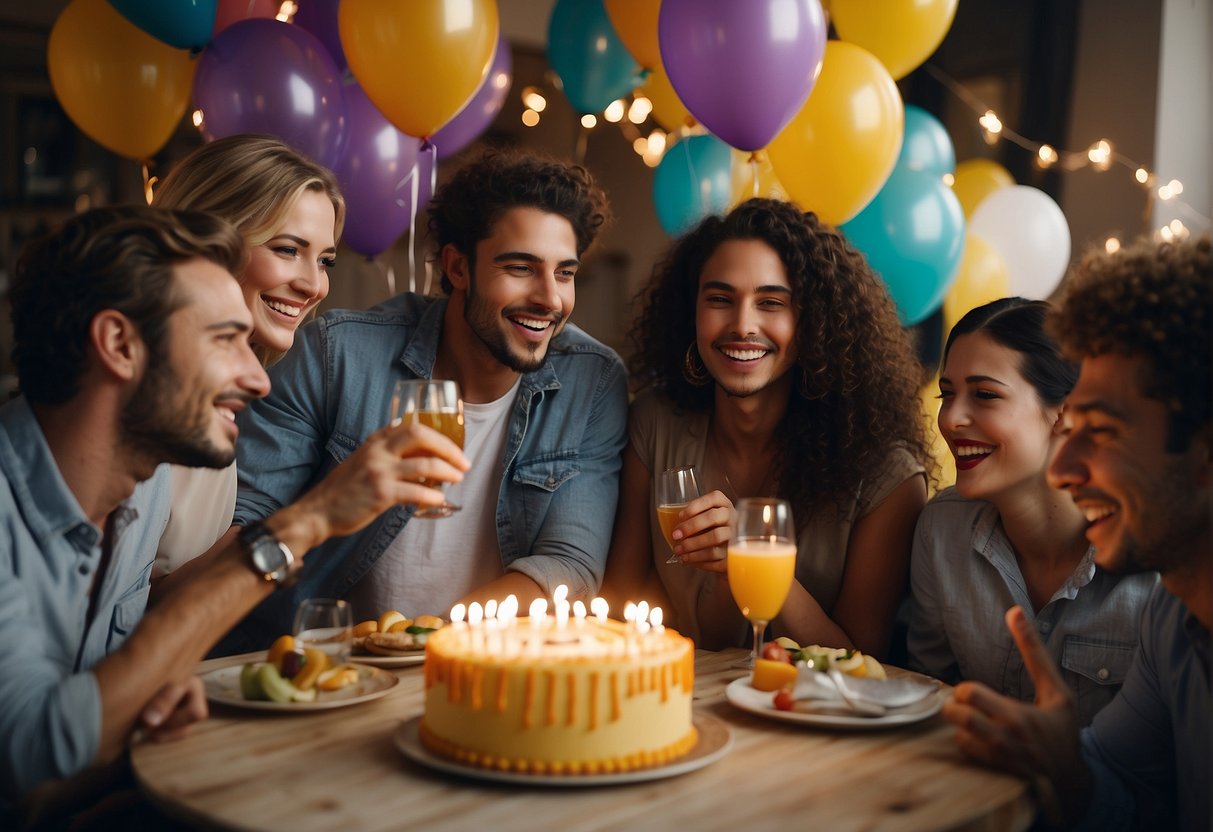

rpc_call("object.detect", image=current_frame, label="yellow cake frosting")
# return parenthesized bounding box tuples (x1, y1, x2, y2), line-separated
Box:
(421, 617, 696, 774)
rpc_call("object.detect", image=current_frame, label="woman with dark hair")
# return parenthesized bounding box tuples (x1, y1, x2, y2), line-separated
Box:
(907, 297, 1156, 725)
(603, 198, 931, 656)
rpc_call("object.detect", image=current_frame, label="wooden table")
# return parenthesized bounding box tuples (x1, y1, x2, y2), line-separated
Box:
(132, 650, 1032, 831)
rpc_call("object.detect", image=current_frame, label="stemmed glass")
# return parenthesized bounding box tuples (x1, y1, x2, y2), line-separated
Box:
(727, 498, 797, 669)
(391, 379, 465, 518)
(293, 598, 353, 664)
(656, 465, 700, 564)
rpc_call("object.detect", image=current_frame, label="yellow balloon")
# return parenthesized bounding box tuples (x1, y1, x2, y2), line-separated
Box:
(605, 0, 661, 70)
(920, 376, 956, 493)
(767, 41, 904, 226)
(340, 0, 499, 138)
(47, 0, 195, 160)
(729, 149, 787, 208)
(951, 159, 1015, 218)
(943, 232, 1011, 332)
(831, 0, 958, 80)
(641, 61, 694, 131)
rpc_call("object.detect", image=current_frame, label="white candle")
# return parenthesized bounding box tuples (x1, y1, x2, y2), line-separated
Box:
(573, 600, 587, 625)
(450, 603, 467, 626)
(591, 596, 608, 624)
(650, 606, 664, 632)
(529, 598, 547, 629)
(635, 601, 649, 631)
(485, 598, 498, 620)
(555, 600, 570, 629)
(624, 602, 636, 624)
(553, 584, 569, 605)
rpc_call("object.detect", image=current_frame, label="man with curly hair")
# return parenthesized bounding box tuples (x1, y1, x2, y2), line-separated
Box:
(602, 199, 931, 655)
(225, 150, 627, 650)
(943, 235, 1211, 831)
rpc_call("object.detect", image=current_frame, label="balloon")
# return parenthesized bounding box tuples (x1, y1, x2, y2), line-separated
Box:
(194, 19, 348, 168)
(212, 0, 279, 36)
(831, 0, 958, 80)
(942, 232, 1010, 331)
(658, 0, 827, 151)
(333, 84, 431, 258)
(969, 186, 1071, 300)
(604, 0, 661, 69)
(432, 34, 512, 160)
(108, 0, 216, 50)
(898, 105, 955, 176)
(547, 0, 640, 115)
(653, 134, 733, 236)
(951, 158, 1014, 218)
(49, 0, 196, 160)
(729, 150, 786, 208)
(768, 41, 904, 225)
(641, 61, 693, 131)
(841, 167, 965, 325)
(292, 0, 346, 71)
(340, 0, 498, 138)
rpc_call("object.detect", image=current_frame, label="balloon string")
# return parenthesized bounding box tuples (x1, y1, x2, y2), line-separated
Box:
(406, 155, 419, 295)
(749, 153, 760, 198)
(141, 161, 156, 205)
(421, 141, 437, 296)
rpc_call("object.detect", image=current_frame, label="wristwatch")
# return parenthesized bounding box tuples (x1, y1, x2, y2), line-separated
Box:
(239, 521, 300, 587)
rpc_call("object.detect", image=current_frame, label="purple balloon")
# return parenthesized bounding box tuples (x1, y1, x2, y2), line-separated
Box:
(194, 19, 347, 168)
(658, 0, 827, 151)
(333, 83, 433, 258)
(432, 34, 512, 160)
(291, 0, 346, 72)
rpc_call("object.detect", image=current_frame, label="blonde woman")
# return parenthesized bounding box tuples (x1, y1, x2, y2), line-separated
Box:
(151, 133, 345, 574)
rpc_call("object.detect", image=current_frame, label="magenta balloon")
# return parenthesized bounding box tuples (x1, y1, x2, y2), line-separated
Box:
(193, 19, 348, 168)
(432, 34, 512, 160)
(658, 0, 826, 151)
(333, 83, 432, 258)
(292, 0, 346, 72)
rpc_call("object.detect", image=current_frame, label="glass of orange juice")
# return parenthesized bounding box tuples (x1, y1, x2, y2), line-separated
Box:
(727, 498, 796, 668)
(656, 465, 700, 564)
(391, 379, 465, 518)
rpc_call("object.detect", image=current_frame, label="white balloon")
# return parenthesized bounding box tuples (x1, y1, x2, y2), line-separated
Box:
(969, 185, 1071, 299)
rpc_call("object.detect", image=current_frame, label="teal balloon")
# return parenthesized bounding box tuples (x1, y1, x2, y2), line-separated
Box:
(108, 0, 217, 50)
(841, 167, 965, 325)
(653, 134, 733, 236)
(547, 0, 640, 114)
(897, 105, 956, 175)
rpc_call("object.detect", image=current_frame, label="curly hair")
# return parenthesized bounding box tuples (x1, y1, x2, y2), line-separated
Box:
(629, 198, 932, 514)
(426, 149, 611, 293)
(11, 205, 245, 406)
(1049, 234, 1211, 452)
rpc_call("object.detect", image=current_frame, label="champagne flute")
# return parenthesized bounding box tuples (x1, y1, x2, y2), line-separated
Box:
(727, 498, 797, 669)
(391, 379, 465, 518)
(293, 598, 353, 665)
(656, 465, 700, 564)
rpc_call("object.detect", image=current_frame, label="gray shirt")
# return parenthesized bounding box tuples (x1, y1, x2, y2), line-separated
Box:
(0, 397, 170, 803)
(907, 488, 1157, 725)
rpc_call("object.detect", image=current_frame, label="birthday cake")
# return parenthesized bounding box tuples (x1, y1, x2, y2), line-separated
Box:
(420, 598, 696, 775)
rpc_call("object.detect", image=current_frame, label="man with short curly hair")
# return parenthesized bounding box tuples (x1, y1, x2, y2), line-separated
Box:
(226, 150, 628, 650)
(942, 235, 1211, 831)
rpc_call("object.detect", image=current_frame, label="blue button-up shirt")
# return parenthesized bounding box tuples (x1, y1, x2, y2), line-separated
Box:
(228, 293, 628, 651)
(0, 397, 168, 803)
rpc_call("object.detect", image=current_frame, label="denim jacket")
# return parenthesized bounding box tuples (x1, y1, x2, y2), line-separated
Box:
(228, 293, 628, 650)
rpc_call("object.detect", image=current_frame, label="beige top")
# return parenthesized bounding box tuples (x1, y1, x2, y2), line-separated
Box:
(153, 462, 237, 576)
(630, 390, 923, 648)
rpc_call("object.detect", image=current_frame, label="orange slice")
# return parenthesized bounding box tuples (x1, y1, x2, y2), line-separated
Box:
(292, 647, 329, 691)
(353, 620, 379, 638)
(266, 634, 295, 669)
(751, 658, 798, 692)
(378, 610, 406, 632)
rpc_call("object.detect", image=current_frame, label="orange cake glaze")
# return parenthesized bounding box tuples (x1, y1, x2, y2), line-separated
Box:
(421, 618, 696, 774)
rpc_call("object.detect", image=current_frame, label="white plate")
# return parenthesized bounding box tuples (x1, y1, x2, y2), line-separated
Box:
(202, 663, 398, 712)
(350, 650, 426, 668)
(725, 676, 946, 730)
(394, 713, 732, 786)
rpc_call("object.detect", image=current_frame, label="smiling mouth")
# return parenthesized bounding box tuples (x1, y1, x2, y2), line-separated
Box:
(719, 347, 768, 362)
(952, 443, 994, 470)
(509, 314, 552, 332)
(263, 297, 303, 319)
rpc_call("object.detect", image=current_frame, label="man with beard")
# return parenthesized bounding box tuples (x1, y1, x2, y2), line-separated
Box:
(226, 150, 627, 648)
(0, 206, 466, 822)
(942, 235, 1211, 831)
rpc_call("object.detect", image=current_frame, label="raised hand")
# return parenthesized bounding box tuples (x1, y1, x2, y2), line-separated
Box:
(669, 489, 736, 573)
(942, 605, 1091, 826)
(138, 675, 208, 743)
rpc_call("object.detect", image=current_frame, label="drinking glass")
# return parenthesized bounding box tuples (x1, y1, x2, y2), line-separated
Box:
(727, 498, 797, 669)
(656, 465, 700, 564)
(293, 598, 353, 664)
(391, 379, 465, 518)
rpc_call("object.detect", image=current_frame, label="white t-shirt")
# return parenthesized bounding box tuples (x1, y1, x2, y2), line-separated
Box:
(348, 378, 519, 620)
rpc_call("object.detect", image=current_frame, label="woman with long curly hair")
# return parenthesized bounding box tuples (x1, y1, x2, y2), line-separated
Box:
(603, 198, 931, 655)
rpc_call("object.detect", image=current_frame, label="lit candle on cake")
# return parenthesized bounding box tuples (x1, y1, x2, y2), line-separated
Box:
(650, 606, 664, 632)
(450, 603, 467, 628)
(573, 600, 587, 627)
(591, 596, 609, 624)
(636, 601, 650, 634)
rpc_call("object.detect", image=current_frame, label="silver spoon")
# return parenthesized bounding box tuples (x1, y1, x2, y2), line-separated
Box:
(823, 669, 887, 717)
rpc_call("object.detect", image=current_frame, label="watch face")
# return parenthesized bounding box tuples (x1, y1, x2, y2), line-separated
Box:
(251, 538, 288, 578)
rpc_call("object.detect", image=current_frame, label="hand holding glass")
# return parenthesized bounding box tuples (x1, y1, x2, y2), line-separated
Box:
(656, 465, 701, 564)
(293, 598, 353, 665)
(727, 498, 797, 668)
(391, 379, 465, 518)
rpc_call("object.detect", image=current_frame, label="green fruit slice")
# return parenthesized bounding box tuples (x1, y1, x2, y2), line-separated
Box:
(257, 663, 299, 704)
(240, 663, 267, 700)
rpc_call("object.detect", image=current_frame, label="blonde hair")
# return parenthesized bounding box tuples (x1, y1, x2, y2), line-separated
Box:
(153, 133, 346, 364)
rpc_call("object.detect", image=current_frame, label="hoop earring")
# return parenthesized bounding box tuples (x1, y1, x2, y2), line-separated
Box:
(682, 342, 711, 386)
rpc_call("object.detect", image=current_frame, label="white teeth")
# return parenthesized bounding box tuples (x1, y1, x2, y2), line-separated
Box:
(954, 445, 993, 457)
(264, 298, 301, 318)
(1083, 505, 1116, 522)
(512, 317, 550, 331)
(216, 407, 236, 422)
(721, 348, 766, 361)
